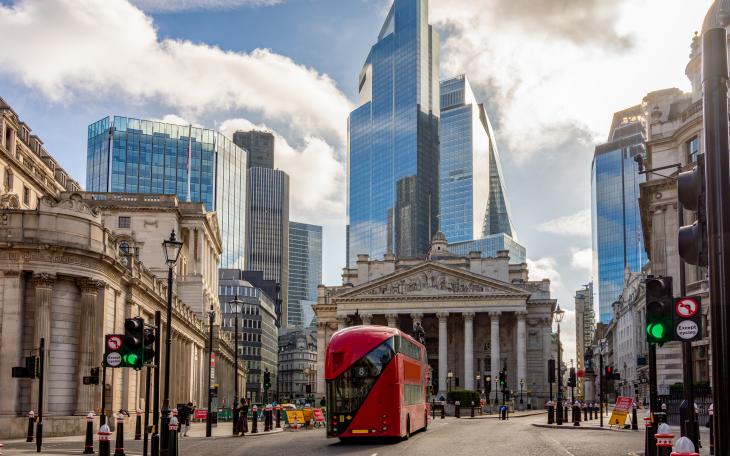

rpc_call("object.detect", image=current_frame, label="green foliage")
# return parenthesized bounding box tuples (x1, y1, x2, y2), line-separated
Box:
(447, 390, 480, 405)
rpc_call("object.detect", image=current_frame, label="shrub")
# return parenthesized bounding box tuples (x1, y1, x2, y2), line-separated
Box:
(447, 390, 480, 405)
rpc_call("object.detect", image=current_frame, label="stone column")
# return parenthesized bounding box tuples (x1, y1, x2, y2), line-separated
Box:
(464, 312, 475, 390)
(75, 278, 103, 415)
(0, 271, 23, 415)
(32, 273, 55, 414)
(336, 315, 347, 331)
(490, 312, 501, 380)
(516, 311, 527, 393)
(437, 312, 449, 396)
(385, 313, 398, 328)
(361, 313, 372, 325)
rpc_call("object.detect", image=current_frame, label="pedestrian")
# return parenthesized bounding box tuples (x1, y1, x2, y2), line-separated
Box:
(236, 398, 249, 436)
(178, 402, 193, 437)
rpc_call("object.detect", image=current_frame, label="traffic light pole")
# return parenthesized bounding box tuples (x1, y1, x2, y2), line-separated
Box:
(100, 361, 107, 426)
(151, 311, 161, 456)
(206, 309, 214, 438)
(599, 353, 603, 428)
(161, 266, 174, 456)
(678, 203, 698, 449)
(36, 337, 45, 453)
(647, 343, 658, 456)
(702, 26, 730, 456)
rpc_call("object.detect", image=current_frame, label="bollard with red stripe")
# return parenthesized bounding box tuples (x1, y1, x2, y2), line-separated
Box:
(26, 410, 35, 442)
(655, 423, 674, 456)
(134, 408, 142, 440)
(168, 416, 179, 456)
(671, 436, 699, 456)
(275, 405, 281, 428)
(83, 411, 95, 454)
(98, 423, 112, 456)
(114, 412, 125, 456)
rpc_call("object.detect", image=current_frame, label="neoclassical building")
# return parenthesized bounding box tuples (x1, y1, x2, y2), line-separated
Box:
(314, 234, 556, 407)
(0, 193, 245, 438)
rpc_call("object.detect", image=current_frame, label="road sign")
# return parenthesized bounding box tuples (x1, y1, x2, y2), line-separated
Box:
(675, 297, 699, 318)
(608, 396, 633, 427)
(106, 335, 123, 351)
(106, 352, 122, 367)
(676, 320, 700, 340)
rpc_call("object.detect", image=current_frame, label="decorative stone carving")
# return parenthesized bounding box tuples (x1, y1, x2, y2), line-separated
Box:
(362, 269, 500, 295)
(31, 272, 56, 288)
(40, 193, 98, 217)
(0, 192, 19, 209)
(77, 278, 105, 294)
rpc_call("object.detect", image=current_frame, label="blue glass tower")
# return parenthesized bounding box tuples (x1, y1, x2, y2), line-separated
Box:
(347, 0, 440, 267)
(287, 222, 322, 328)
(86, 116, 248, 268)
(591, 105, 648, 323)
(439, 74, 516, 243)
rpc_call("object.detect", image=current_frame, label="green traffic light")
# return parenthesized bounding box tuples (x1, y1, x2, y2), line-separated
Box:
(123, 353, 140, 366)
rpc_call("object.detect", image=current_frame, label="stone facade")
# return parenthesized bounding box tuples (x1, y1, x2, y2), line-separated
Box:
(0, 193, 245, 439)
(278, 327, 317, 402)
(314, 235, 556, 407)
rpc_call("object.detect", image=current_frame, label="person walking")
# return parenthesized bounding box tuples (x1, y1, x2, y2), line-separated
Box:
(236, 398, 249, 436)
(178, 402, 193, 437)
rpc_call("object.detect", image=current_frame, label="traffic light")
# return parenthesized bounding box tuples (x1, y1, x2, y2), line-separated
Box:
(645, 276, 674, 345)
(548, 359, 556, 383)
(678, 154, 708, 267)
(264, 369, 272, 390)
(11, 356, 37, 379)
(143, 327, 156, 365)
(121, 317, 144, 369)
(568, 368, 576, 387)
(83, 367, 100, 385)
(498, 370, 506, 387)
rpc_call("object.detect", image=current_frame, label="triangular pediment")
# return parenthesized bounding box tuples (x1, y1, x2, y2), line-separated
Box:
(337, 262, 530, 299)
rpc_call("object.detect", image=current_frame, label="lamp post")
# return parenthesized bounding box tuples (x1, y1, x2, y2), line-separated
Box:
(229, 296, 243, 436)
(476, 374, 481, 396)
(161, 230, 183, 456)
(599, 338, 607, 428)
(554, 303, 565, 426)
(206, 305, 215, 438)
(447, 370, 453, 393)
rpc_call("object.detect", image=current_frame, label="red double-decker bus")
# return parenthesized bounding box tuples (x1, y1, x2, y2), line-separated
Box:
(326, 325, 429, 440)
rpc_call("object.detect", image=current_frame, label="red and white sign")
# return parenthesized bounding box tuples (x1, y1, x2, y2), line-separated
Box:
(313, 408, 325, 422)
(193, 409, 207, 420)
(614, 396, 633, 413)
(675, 297, 699, 318)
(106, 335, 123, 351)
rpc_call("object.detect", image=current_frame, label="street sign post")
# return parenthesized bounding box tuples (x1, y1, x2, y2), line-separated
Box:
(674, 297, 701, 342)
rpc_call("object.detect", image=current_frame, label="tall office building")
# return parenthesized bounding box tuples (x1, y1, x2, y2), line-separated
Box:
(439, 74, 516, 243)
(574, 282, 595, 400)
(287, 222, 322, 328)
(86, 116, 247, 268)
(591, 106, 647, 323)
(347, 0, 440, 267)
(233, 130, 275, 169)
(246, 167, 290, 326)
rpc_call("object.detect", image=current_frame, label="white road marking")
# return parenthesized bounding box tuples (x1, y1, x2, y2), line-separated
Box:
(548, 436, 576, 456)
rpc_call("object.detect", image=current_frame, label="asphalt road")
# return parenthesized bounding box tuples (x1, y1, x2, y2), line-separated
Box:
(5, 414, 654, 456)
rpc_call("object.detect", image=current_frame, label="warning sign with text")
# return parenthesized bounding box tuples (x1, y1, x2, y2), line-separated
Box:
(608, 396, 633, 427)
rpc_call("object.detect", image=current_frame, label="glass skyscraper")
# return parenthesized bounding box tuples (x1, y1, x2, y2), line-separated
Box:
(287, 222, 322, 328)
(591, 105, 648, 323)
(347, 0, 440, 267)
(86, 116, 247, 268)
(246, 167, 290, 326)
(439, 74, 516, 243)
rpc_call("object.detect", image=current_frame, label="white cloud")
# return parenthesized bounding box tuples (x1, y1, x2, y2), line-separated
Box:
(570, 248, 592, 274)
(0, 0, 351, 146)
(527, 256, 562, 293)
(538, 209, 591, 237)
(431, 0, 713, 160)
(219, 118, 346, 224)
(130, 0, 281, 12)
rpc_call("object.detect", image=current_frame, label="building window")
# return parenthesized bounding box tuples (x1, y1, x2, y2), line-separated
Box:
(687, 136, 700, 163)
(3, 168, 12, 190)
(118, 216, 131, 228)
(23, 186, 30, 206)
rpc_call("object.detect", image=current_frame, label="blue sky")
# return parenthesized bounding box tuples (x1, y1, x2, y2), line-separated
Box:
(0, 0, 715, 360)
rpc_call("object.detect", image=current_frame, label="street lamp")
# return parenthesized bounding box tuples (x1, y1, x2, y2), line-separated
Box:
(160, 230, 182, 456)
(599, 338, 607, 428)
(553, 303, 565, 426)
(476, 374, 481, 396)
(206, 304, 215, 438)
(229, 296, 243, 436)
(447, 370, 453, 393)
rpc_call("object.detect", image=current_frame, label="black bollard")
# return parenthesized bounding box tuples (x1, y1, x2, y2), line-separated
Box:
(573, 403, 580, 427)
(83, 412, 95, 454)
(276, 406, 281, 428)
(500, 406, 507, 420)
(26, 411, 35, 442)
(471, 404, 475, 418)
(135, 409, 142, 440)
(564, 405, 569, 423)
(440, 405, 445, 419)
(632, 404, 638, 430)
(583, 405, 588, 422)
(264, 407, 271, 432)
(432, 403, 436, 420)
(114, 413, 125, 456)
(251, 406, 258, 433)
(455, 402, 460, 419)
(99, 423, 112, 456)
(168, 417, 178, 456)
(548, 403, 554, 424)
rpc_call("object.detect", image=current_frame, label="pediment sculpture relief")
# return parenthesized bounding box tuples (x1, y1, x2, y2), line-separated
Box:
(363, 270, 500, 295)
